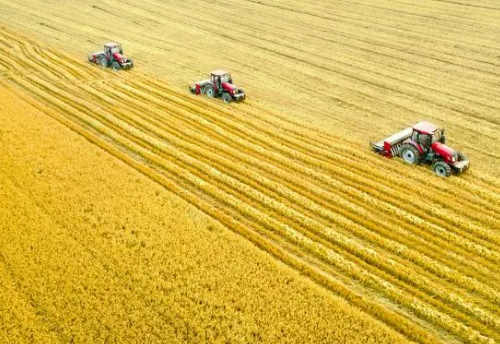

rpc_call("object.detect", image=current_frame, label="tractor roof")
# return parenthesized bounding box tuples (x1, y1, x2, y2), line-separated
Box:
(211, 70, 229, 76)
(413, 121, 439, 135)
(104, 42, 120, 47)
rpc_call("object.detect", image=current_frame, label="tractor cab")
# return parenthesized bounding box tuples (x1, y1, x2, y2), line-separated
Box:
(104, 42, 123, 56)
(210, 70, 232, 91)
(411, 121, 445, 152)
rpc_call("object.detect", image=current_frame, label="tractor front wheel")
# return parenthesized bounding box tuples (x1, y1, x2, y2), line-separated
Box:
(433, 161, 451, 177)
(111, 62, 121, 72)
(222, 93, 232, 104)
(400, 144, 421, 165)
(204, 85, 216, 98)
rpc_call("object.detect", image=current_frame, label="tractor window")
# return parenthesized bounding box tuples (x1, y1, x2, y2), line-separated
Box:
(411, 131, 430, 148)
(411, 131, 419, 141)
(431, 129, 442, 143)
(220, 74, 231, 83)
(420, 135, 430, 148)
(110, 46, 121, 54)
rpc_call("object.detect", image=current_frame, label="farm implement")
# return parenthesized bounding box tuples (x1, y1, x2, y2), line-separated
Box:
(88, 42, 134, 71)
(371, 121, 469, 177)
(190, 70, 246, 103)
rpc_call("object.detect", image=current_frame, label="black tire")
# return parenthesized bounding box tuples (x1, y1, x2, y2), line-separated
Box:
(204, 85, 215, 98)
(222, 93, 232, 104)
(433, 161, 451, 177)
(129, 59, 134, 69)
(99, 56, 108, 68)
(111, 62, 121, 71)
(400, 144, 422, 165)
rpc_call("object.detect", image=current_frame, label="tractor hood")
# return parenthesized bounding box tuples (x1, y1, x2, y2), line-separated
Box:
(113, 52, 123, 60)
(113, 52, 129, 62)
(432, 142, 457, 160)
(222, 82, 237, 92)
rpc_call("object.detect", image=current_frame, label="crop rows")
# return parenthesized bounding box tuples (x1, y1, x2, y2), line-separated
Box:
(0, 25, 499, 344)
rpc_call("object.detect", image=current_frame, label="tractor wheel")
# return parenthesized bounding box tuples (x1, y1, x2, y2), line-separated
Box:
(222, 93, 232, 104)
(99, 56, 108, 68)
(111, 62, 121, 72)
(204, 85, 215, 98)
(400, 144, 421, 165)
(433, 161, 451, 177)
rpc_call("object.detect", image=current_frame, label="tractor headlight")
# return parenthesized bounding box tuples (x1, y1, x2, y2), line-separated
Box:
(451, 156, 456, 162)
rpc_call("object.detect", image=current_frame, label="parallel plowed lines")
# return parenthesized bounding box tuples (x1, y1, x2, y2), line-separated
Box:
(116, 80, 500, 261)
(142, 78, 500, 219)
(93, 81, 500, 288)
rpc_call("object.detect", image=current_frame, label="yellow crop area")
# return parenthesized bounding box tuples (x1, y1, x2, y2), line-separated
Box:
(0, 0, 499, 343)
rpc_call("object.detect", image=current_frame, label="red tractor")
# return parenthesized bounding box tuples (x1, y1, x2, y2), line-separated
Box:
(189, 70, 246, 103)
(371, 121, 470, 177)
(88, 42, 134, 71)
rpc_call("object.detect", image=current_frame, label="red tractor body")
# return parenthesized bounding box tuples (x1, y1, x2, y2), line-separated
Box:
(88, 42, 134, 71)
(372, 121, 470, 177)
(190, 70, 246, 103)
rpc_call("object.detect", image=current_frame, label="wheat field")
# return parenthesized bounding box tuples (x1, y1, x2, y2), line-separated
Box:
(0, 0, 499, 343)
(1, 84, 410, 344)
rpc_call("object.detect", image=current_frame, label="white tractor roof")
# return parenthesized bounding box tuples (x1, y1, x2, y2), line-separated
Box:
(211, 70, 229, 76)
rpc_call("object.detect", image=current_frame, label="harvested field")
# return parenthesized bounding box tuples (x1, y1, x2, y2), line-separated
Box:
(0, 0, 499, 343)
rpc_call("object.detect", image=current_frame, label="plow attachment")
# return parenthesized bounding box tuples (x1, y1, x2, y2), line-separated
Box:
(371, 127, 413, 157)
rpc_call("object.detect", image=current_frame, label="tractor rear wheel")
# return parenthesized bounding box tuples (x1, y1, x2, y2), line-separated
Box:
(111, 62, 121, 71)
(99, 56, 107, 67)
(433, 161, 451, 177)
(400, 144, 421, 165)
(204, 85, 215, 98)
(222, 93, 232, 104)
